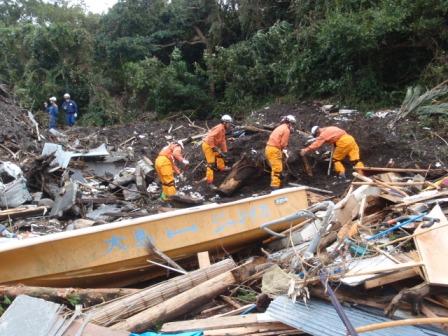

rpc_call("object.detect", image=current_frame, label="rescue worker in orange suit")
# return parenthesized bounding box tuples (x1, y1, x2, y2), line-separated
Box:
(202, 114, 233, 185)
(300, 126, 364, 179)
(265, 115, 297, 189)
(155, 141, 189, 201)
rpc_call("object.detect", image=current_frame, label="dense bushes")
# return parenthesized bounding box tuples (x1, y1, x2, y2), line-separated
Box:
(1, 0, 447, 124)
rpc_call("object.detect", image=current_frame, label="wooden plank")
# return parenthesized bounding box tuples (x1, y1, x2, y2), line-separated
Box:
(0, 206, 47, 220)
(162, 314, 279, 333)
(414, 204, 448, 286)
(63, 319, 128, 336)
(364, 268, 419, 289)
(198, 251, 211, 269)
(204, 325, 301, 336)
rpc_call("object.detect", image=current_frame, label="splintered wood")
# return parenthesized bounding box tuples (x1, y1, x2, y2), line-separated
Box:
(414, 204, 448, 286)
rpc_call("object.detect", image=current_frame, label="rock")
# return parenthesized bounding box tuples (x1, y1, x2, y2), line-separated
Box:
(38, 198, 54, 208)
(73, 219, 95, 229)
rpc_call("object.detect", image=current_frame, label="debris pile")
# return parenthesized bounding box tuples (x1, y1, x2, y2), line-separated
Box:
(2, 89, 448, 334)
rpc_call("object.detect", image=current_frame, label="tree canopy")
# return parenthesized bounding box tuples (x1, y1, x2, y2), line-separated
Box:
(1, 0, 447, 124)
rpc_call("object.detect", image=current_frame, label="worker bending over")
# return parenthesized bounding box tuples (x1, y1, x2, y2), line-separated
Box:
(265, 115, 296, 189)
(300, 126, 364, 178)
(155, 141, 189, 201)
(202, 115, 233, 185)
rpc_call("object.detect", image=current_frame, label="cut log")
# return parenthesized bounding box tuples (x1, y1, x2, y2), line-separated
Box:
(0, 285, 137, 307)
(218, 155, 261, 195)
(111, 260, 257, 332)
(89, 258, 236, 326)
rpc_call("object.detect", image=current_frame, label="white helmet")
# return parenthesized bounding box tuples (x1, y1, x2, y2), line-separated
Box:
(64, 93, 70, 99)
(311, 126, 319, 136)
(284, 115, 296, 124)
(221, 114, 233, 123)
(49, 96, 57, 102)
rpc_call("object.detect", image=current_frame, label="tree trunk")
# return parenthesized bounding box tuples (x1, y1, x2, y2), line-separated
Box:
(0, 285, 138, 307)
(218, 155, 261, 195)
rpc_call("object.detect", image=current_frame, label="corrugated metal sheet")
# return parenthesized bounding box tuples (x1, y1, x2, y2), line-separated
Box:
(267, 296, 448, 336)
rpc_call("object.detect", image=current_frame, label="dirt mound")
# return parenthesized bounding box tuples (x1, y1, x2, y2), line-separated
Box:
(0, 87, 40, 157)
(62, 102, 447, 201)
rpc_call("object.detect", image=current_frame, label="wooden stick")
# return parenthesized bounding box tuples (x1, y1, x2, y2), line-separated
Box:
(327, 146, 334, 176)
(357, 167, 442, 173)
(377, 223, 448, 247)
(356, 317, 448, 333)
(352, 182, 427, 186)
(353, 172, 408, 197)
(146, 240, 187, 274)
(147, 259, 187, 275)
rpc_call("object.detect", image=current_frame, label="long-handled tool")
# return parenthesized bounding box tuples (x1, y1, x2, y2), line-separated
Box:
(327, 145, 334, 176)
(319, 272, 359, 336)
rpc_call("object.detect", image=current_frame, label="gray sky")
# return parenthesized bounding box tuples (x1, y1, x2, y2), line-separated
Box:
(84, 0, 118, 14)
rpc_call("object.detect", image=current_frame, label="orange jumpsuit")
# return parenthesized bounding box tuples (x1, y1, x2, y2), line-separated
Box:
(304, 126, 364, 175)
(155, 143, 184, 200)
(265, 123, 291, 188)
(202, 123, 228, 184)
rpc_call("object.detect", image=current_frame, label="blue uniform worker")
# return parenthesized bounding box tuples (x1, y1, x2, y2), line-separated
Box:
(62, 93, 78, 127)
(45, 97, 59, 129)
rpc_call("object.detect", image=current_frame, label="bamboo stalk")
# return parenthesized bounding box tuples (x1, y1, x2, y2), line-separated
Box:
(111, 269, 238, 332)
(88, 258, 236, 326)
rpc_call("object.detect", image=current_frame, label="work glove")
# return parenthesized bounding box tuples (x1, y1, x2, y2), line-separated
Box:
(299, 149, 307, 156)
(74, 113, 78, 118)
(305, 137, 315, 145)
(282, 149, 289, 159)
(182, 159, 189, 167)
(44, 102, 48, 108)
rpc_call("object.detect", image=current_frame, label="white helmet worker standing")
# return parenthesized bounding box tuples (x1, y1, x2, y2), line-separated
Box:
(201, 114, 234, 186)
(265, 115, 296, 189)
(62, 92, 78, 127)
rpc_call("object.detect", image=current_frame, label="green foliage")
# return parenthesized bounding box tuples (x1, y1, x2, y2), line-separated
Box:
(66, 294, 81, 308)
(125, 48, 212, 116)
(1, 0, 448, 124)
(0, 296, 12, 317)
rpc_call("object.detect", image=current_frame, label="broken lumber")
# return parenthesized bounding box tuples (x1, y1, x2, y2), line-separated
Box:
(0, 286, 138, 307)
(414, 204, 448, 285)
(89, 258, 236, 326)
(357, 167, 439, 173)
(161, 314, 288, 333)
(111, 259, 257, 332)
(197, 251, 211, 269)
(0, 206, 47, 221)
(364, 268, 419, 289)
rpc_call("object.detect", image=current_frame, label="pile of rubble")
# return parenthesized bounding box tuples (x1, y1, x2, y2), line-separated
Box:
(2, 167, 448, 335)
